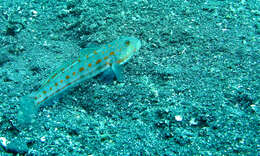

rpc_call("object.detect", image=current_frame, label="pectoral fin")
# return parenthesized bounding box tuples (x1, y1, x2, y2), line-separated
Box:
(112, 63, 123, 82)
(99, 63, 123, 83)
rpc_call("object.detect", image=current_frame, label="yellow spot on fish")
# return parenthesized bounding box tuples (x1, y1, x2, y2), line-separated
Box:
(51, 73, 57, 79)
(73, 72, 76, 75)
(66, 75, 70, 79)
(79, 67, 84, 72)
(125, 40, 130, 46)
(104, 56, 108, 60)
(43, 91, 47, 94)
(96, 59, 102, 64)
(88, 63, 92, 67)
(109, 51, 115, 55)
(117, 60, 122, 64)
(60, 80, 63, 83)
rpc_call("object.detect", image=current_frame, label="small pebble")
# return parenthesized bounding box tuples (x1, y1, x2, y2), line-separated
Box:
(175, 115, 182, 121)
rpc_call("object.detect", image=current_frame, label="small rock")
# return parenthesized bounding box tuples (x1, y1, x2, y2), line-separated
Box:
(4, 138, 28, 154)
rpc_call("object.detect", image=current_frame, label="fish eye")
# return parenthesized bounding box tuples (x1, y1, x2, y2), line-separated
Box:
(125, 40, 130, 46)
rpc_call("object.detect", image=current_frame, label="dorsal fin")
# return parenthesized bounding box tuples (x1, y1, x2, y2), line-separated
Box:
(79, 44, 101, 56)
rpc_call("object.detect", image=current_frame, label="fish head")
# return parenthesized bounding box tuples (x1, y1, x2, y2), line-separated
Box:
(114, 36, 141, 65)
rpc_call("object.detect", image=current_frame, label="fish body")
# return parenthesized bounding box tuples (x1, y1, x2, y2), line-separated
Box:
(17, 36, 141, 124)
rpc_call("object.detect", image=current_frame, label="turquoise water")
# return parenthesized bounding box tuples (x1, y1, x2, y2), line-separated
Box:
(0, 0, 259, 155)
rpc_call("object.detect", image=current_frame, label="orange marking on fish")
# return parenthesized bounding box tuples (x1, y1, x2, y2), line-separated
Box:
(79, 67, 84, 72)
(125, 40, 130, 46)
(96, 59, 102, 64)
(116, 55, 129, 64)
(109, 51, 115, 55)
(104, 56, 108, 60)
(51, 73, 57, 79)
(106, 62, 111, 65)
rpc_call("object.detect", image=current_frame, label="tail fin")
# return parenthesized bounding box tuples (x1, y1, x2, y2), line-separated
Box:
(17, 96, 38, 125)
